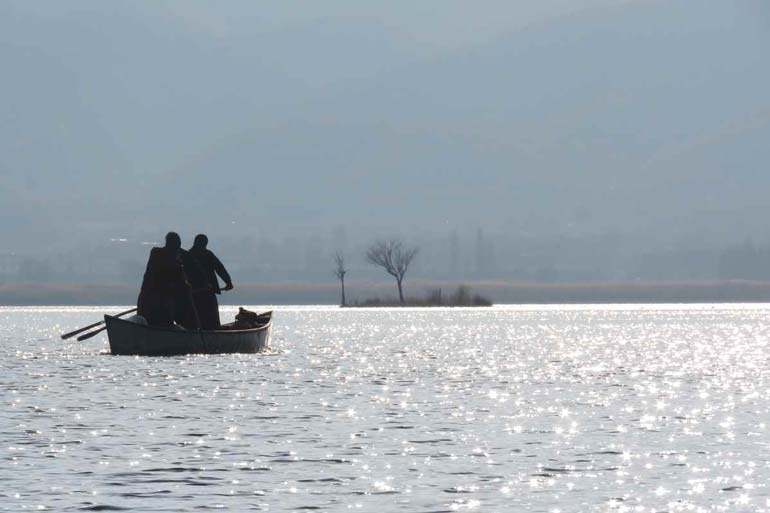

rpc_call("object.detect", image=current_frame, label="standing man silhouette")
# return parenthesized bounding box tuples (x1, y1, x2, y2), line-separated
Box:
(137, 232, 196, 328)
(183, 234, 234, 330)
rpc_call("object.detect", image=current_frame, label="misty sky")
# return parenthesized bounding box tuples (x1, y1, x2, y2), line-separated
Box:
(2, 0, 769, 254)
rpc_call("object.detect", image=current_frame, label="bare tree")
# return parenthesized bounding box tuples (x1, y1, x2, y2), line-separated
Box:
(333, 252, 347, 307)
(366, 239, 418, 304)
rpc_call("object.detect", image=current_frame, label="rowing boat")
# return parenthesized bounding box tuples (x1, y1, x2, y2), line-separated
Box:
(104, 311, 272, 356)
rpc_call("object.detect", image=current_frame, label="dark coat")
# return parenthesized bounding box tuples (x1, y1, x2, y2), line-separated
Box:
(139, 247, 188, 295)
(185, 247, 232, 294)
(182, 247, 232, 330)
(137, 247, 192, 327)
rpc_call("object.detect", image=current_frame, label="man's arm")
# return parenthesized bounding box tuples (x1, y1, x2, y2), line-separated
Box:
(211, 252, 234, 290)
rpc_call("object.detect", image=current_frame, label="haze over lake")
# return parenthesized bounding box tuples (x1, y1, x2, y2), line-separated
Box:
(2, 1, 770, 292)
(3, 305, 769, 511)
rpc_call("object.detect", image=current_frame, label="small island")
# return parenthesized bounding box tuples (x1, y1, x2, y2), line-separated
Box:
(349, 285, 492, 307)
(334, 239, 492, 307)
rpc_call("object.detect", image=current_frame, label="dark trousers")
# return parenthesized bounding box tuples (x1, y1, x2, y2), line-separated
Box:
(192, 290, 221, 330)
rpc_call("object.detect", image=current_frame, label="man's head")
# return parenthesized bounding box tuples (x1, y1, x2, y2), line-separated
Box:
(164, 231, 182, 251)
(193, 234, 208, 249)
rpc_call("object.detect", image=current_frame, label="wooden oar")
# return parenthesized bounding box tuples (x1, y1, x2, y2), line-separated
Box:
(77, 325, 108, 342)
(60, 307, 137, 340)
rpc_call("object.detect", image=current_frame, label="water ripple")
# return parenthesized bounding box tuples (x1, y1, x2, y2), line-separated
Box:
(1, 305, 770, 511)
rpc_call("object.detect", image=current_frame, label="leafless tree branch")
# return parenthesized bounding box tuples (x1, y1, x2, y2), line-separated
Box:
(365, 239, 418, 304)
(333, 252, 347, 306)
(333, 252, 347, 281)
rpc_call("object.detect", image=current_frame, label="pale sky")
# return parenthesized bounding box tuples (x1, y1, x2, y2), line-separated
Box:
(155, 1, 631, 47)
(1, 0, 769, 252)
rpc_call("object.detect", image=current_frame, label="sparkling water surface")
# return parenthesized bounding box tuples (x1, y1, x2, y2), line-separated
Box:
(2, 304, 770, 512)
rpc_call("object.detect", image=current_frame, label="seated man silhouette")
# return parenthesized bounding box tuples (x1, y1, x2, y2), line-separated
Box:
(182, 234, 233, 330)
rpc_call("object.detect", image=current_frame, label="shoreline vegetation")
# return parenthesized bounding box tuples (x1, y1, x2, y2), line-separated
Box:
(5, 280, 770, 306)
(348, 285, 493, 307)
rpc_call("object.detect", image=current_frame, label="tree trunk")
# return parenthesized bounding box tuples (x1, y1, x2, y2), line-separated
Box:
(396, 278, 404, 305)
(340, 277, 346, 307)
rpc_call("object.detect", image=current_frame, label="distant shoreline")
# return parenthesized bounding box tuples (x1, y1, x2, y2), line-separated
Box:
(343, 302, 492, 308)
(3, 280, 770, 306)
(347, 285, 493, 307)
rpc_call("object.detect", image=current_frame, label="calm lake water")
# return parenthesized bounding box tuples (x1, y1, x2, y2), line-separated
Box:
(2, 304, 770, 512)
